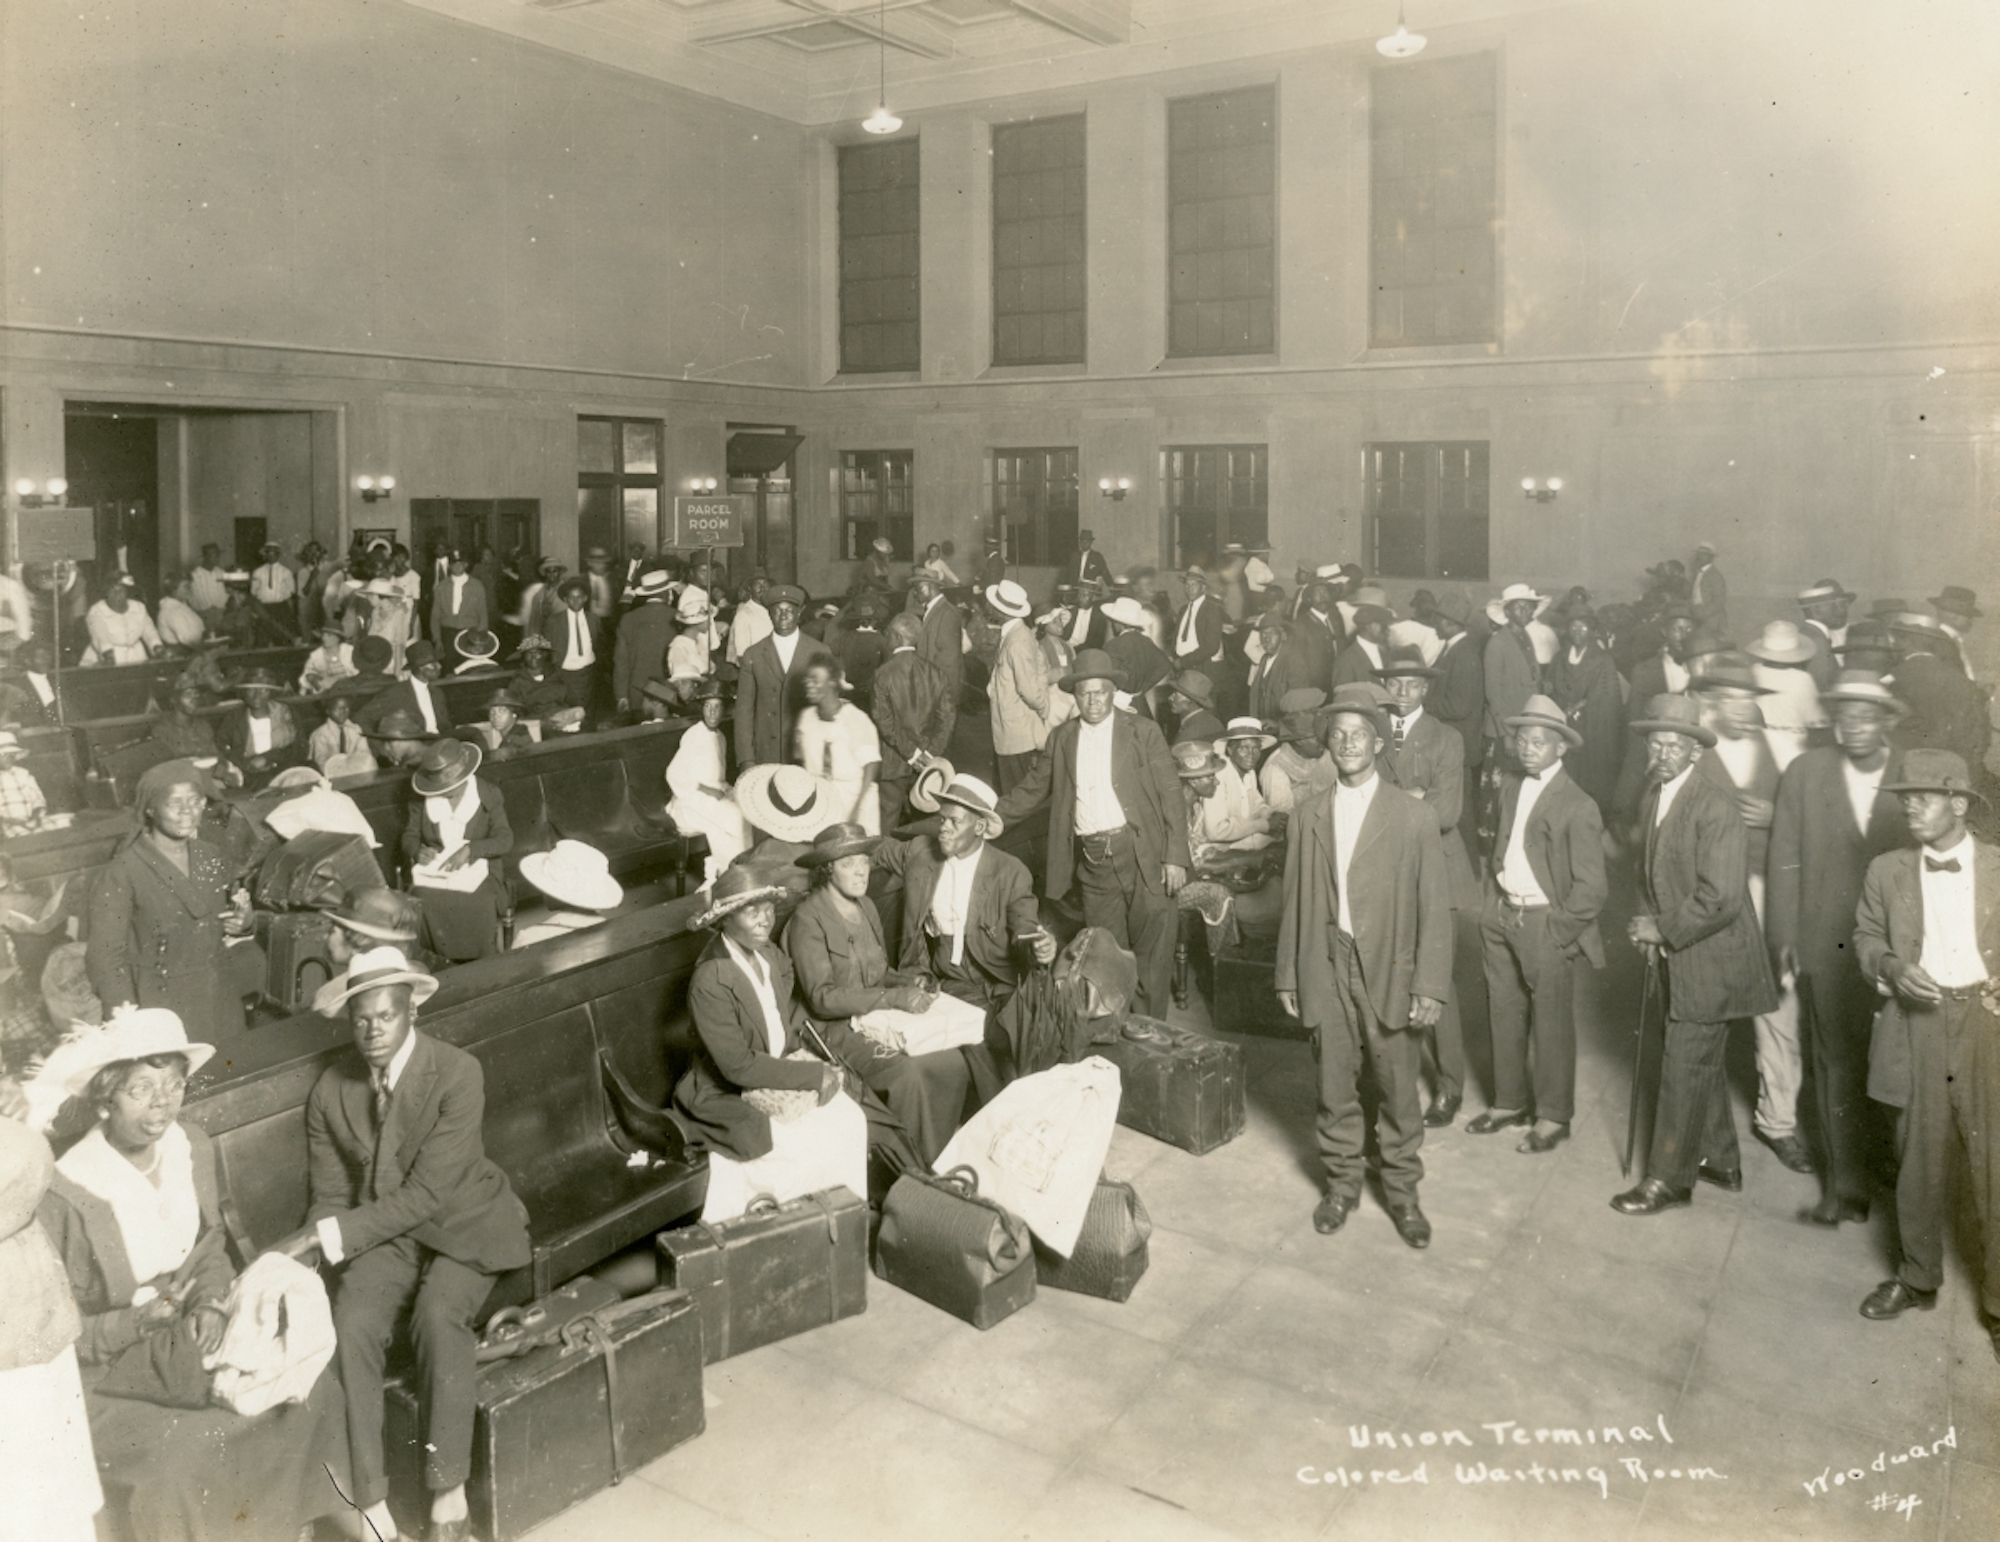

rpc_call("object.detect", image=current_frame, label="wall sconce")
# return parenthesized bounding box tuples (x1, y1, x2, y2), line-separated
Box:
(1097, 477, 1132, 501)
(356, 475, 396, 504)
(687, 477, 720, 494)
(1521, 477, 1563, 504)
(12, 477, 69, 508)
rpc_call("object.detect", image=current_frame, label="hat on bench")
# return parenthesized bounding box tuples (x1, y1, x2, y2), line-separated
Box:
(736, 763, 833, 844)
(521, 839, 624, 912)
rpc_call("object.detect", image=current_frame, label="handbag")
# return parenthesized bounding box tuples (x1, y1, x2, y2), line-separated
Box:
(874, 1165, 1036, 1330)
(1034, 1175, 1151, 1302)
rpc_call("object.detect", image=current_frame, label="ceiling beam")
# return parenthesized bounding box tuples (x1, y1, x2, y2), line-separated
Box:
(690, 0, 957, 59)
(1005, 0, 1129, 46)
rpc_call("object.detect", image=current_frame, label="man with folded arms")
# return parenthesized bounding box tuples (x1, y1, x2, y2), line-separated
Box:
(1276, 682, 1453, 1248)
(1470, 694, 1606, 1153)
(1854, 751, 2000, 1355)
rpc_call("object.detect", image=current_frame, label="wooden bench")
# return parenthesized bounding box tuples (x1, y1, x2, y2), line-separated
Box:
(45, 645, 312, 723)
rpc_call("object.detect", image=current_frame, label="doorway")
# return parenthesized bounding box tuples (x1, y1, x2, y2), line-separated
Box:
(1365, 441, 1491, 581)
(728, 425, 803, 590)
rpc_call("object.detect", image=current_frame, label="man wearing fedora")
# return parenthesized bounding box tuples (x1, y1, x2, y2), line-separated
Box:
(1797, 579, 1858, 691)
(1276, 682, 1453, 1246)
(1331, 594, 1396, 687)
(1261, 687, 1339, 816)
(1482, 585, 1545, 753)
(1171, 567, 1226, 682)
(736, 584, 833, 769)
(1208, 719, 1278, 849)
(1767, 670, 1910, 1209)
(985, 579, 1052, 794)
(1852, 751, 2000, 1350)
(872, 612, 956, 834)
(1422, 591, 1487, 820)
(1166, 670, 1225, 745)
(1072, 529, 1112, 590)
(216, 668, 304, 785)
(1614, 694, 1778, 1215)
(356, 638, 456, 738)
(1472, 694, 1606, 1152)
(1177, 739, 1271, 858)
(1884, 608, 1990, 771)
(998, 649, 1188, 1019)
(1744, 620, 1828, 771)
(1247, 613, 1307, 725)
(430, 549, 488, 662)
(1378, 647, 1483, 1127)
(280, 946, 531, 1542)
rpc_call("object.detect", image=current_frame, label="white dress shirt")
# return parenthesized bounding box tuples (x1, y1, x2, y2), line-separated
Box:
(772, 629, 799, 674)
(315, 1029, 419, 1264)
(1352, 636, 1384, 673)
(928, 846, 984, 965)
(1917, 834, 1988, 988)
(246, 714, 274, 757)
(563, 607, 596, 669)
(1174, 596, 1214, 661)
(189, 566, 229, 612)
(1662, 654, 1691, 694)
(25, 671, 56, 709)
(447, 574, 469, 616)
(252, 563, 295, 603)
(1498, 766, 1557, 906)
(1331, 773, 1380, 935)
(723, 936, 790, 1054)
(1841, 756, 1887, 834)
(1652, 763, 1695, 826)
(410, 677, 440, 733)
(1073, 714, 1127, 835)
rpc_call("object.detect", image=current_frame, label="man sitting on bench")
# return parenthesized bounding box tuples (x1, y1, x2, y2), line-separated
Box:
(276, 946, 531, 1542)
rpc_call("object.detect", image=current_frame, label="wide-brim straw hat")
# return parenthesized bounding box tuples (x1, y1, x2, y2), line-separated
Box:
(687, 866, 794, 932)
(634, 571, 673, 598)
(1059, 648, 1125, 692)
(411, 737, 482, 796)
(1743, 621, 1817, 666)
(1819, 670, 1906, 715)
(908, 759, 955, 816)
(23, 1007, 216, 1131)
(314, 946, 440, 1017)
(795, 822, 887, 868)
(1627, 693, 1718, 747)
(735, 763, 835, 844)
(520, 839, 624, 911)
(1797, 578, 1857, 606)
(984, 580, 1032, 619)
(1881, 748, 1986, 804)
(1219, 716, 1277, 751)
(1503, 693, 1583, 747)
(1099, 598, 1150, 631)
(454, 629, 500, 661)
(930, 773, 1005, 838)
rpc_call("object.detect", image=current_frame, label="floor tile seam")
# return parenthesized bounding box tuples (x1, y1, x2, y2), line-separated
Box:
(625, 1469, 789, 1539)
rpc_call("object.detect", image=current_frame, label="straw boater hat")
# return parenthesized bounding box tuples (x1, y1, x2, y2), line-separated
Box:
(687, 865, 793, 933)
(1881, 748, 1985, 804)
(0, 730, 27, 762)
(795, 822, 887, 869)
(735, 763, 833, 844)
(870, 537, 894, 556)
(634, 570, 673, 600)
(327, 887, 422, 944)
(984, 579, 1032, 620)
(1797, 578, 1857, 607)
(520, 839, 624, 912)
(21, 1006, 217, 1133)
(1504, 693, 1583, 748)
(1173, 742, 1227, 780)
(220, 569, 252, 585)
(925, 773, 1005, 839)
(454, 628, 500, 662)
(1219, 716, 1277, 752)
(1058, 647, 1125, 692)
(1819, 669, 1906, 716)
(1743, 620, 1817, 666)
(1627, 693, 1717, 747)
(410, 737, 482, 797)
(315, 945, 440, 1017)
(1884, 607, 1953, 644)
(1099, 598, 1151, 631)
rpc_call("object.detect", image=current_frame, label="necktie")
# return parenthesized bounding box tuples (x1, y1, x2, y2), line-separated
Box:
(1925, 855, 1962, 874)
(372, 1070, 392, 1128)
(1392, 716, 1409, 751)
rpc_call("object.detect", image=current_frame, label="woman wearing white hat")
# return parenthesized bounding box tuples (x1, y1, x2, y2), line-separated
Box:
(514, 840, 624, 948)
(27, 1009, 350, 1542)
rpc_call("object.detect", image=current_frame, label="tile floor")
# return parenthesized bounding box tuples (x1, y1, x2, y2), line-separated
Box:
(527, 935, 1997, 1542)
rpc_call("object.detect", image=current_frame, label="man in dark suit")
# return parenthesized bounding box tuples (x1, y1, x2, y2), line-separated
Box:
(1377, 648, 1484, 1126)
(1853, 750, 2000, 1349)
(1292, 582, 1342, 692)
(1613, 602, 1700, 822)
(353, 639, 455, 737)
(1471, 694, 1607, 1152)
(1767, 670, 1909, 1215)
(1169, 567, 1226, 678)
(1072, 528, 1113, 590)
(997, 648, 1189, 1020)
(872, 613, 956, 833)
(735, 584, 831, 768)
(906, 568, 964, 717)
(1330, 598, 1394, 687)
(1796, 578, 1856, 692)
(1275, 682, 1454, 1247)
(547, 574, 606, 711)
(1886, 610, 1990, 770)
(1614, 694, 1778, 1215)
(277, 947, 531, 1542)
(1424, 592, 1487, 832)
(1247, 614, 1310, 725)
(612, 569, 678, 717)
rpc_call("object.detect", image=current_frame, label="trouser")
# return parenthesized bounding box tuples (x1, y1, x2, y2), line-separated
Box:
(1801, 968, 1882, 1205)
(1480, 896, 1577, 1124)
(1316, 929, 1425, 1206)
(1746, 874, 1805, 1140)
(1423, 909, 1474, 1101)
(331, 1234, 497, 1505)
(1893, 994, 2000, 1318)
(995, 750, 1039, 794)
(879, 774, 911, 837)
(1647, 1011, 1739, 1191)
(557, 666, 595, 709)
(1075, 826, 1176, 1019)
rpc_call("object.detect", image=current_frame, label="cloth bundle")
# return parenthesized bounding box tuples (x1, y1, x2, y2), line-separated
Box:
(853, 992, 987, 1057)
(203, 1251, 336, 1417)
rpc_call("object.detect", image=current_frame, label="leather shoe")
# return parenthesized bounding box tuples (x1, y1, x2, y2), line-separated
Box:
(1755, 1128, 1816, 1174)
(1804, 1195, 1870, 1228)
(1859, 1279, 1937, 1320)
(1610, 1178, 1692, 1216)
(1517, 1123, 1570, 1155)
(1423, 1090, 1462, 1128)
(1695, 1162, 1743, 1192)
(1313, 1192, 1353, 1235)
(1465, 1108, 1532, 1136)
(1387, 1203, 1432, 1249)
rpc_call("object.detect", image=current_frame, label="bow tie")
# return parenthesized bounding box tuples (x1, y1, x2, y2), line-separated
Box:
(1925, 855, 1962, 874)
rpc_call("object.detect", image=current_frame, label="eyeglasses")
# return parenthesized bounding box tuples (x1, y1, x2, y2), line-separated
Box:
(116, 1077, 187, 1106)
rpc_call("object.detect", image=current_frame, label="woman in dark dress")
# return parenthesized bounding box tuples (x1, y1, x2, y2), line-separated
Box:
(401, 737, 512, 962)
(86, 760, 251, 1047)
(784, 824, 973, 1166)
(1544, 606, 1625, 809)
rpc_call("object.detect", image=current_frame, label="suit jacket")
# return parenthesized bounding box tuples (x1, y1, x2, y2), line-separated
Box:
(912, 595, 964, 711)
(612, 600, 677, 707)
(1490, 764, 1608, 965)
(1855, 838, 2000, 1106)
(1247, 644, 1310, 725)
(399, 777, 513, 867)
(1544, 642, 1624, 804)
(989, 620, 1051, 756)
(1613, 651, 1688, 819)
(549, 607, 606, 673)
(1275, 776, 1454, 1031)
(1074, 549, 1113, 588)
(1638, 771, 1779, 1022)
(876, 836, 1038, 1001)
(1292, 611, 1340, 690)
(1330, 638, 1386, 688)
(1767, 746, 1908, 1008)
(735, 629, 833, 766)
(1483, 627, 1541, 740)
(1427, 633, 1486, 770)
(870, 648, 955, 775)
(998, 710, 1191, 902)
(1380, 712, 1480, 910)
(1889, 652, 1991, 769)
(215, 704, 305, 775)
(673, 934, 826, 1160)
(430, 576, 488, 637)
(354, 676, 455, 735)
(1694, 732, 1780, 877)
(305, 1032, 531, 1274)
(1105, 631, 1172, 704)
(1170, 596, 1225, 668)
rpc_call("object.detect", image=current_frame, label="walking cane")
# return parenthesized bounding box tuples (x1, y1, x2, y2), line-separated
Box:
(1622, 952, 1661, 1179)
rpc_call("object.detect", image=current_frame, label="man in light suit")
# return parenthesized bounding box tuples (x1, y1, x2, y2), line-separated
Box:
(1276, 682, 1454, 1247)
(985, 579, 1050, 793)
(998, 648, 1189, 1019)
(1614, 695, 1778, 1215)
(278, 947, 531, 1542)
(1853, 751, 2000, 1353)
(735, 584, 832, 767)
(429, 549, 488, 660)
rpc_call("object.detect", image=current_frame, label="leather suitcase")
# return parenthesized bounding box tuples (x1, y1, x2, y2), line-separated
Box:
(655, 1187, 868, 1363)
(254, 829, 383, 912)
(386, 1285, 705, 1542)
(1033, 1176, 1151, 1302)
(261, 910, 334, 1012)
(1097, 1016, 1246, 1155)
(875, 1166, 1037, 1330)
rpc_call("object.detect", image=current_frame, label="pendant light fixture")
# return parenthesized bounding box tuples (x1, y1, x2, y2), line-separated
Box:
(1376, 4, 1427, 59)
(862, 0, 903, 134)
